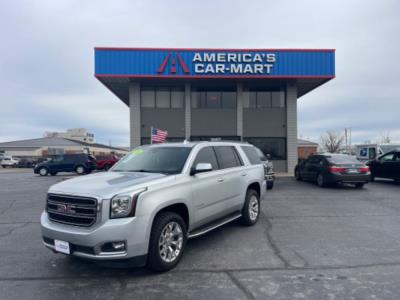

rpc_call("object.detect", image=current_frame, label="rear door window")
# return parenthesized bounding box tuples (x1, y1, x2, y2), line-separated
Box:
(193, 147, 219, 171)
(214, 146, 242, 169)
(241, 146, 262, 165)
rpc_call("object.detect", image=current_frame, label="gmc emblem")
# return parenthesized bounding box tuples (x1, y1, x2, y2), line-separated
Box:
(57, 204, 76, 214)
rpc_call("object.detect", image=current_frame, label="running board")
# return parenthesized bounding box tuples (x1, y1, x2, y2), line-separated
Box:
(188, 212, 242, 239)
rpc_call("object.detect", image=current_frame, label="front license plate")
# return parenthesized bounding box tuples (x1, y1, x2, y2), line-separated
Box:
(347, 169, 358, 174)
(54, 240, 70, 254)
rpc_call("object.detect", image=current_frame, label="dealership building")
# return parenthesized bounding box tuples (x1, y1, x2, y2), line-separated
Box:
(95, 47, 335, 172)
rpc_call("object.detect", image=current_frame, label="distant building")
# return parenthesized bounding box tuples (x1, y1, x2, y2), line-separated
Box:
(0, 137, 128, 158)
(297, 139, 319, 160)
(45, 128, 95, 143)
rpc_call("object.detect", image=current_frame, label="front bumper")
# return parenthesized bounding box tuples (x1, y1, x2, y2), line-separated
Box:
(40, 211, 150, 262)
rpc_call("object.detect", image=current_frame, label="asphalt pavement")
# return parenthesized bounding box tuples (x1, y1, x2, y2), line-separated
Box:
(1, 170, 400, 299)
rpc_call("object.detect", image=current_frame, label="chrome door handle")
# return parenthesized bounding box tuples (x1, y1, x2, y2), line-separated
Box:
(241, 173, 247, 176)
(217, 178, 224, 182)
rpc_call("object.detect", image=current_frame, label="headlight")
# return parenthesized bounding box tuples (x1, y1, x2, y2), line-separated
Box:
(110, 188, 147, 219)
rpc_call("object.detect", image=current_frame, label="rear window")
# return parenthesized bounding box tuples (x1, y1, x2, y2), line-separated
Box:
(326, 155, 360, 164)
(241, 146, 262, 165)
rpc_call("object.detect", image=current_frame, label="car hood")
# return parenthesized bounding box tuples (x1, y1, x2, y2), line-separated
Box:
(49, 171, 169, 199)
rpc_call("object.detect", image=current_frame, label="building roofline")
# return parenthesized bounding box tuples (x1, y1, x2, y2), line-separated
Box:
(95, 47, 336, 52)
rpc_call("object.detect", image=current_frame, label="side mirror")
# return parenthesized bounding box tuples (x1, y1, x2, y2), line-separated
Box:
(191, 163, 213, 175)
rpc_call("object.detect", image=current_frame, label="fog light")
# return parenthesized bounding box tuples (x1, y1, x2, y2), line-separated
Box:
(101, 241, 126, 253)
(112, 242, 125, 251)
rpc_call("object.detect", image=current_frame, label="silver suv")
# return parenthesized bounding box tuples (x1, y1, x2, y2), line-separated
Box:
(41, 142, 266, 271)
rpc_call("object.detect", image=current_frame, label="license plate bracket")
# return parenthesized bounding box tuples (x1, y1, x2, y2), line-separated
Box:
(54, 240, 70, 254)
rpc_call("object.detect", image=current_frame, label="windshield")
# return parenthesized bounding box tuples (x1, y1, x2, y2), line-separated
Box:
(326, 155, 361, 164)
(112, 146, 192, 174)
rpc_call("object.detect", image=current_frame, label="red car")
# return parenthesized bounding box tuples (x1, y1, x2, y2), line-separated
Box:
(95, 155, 119, 171)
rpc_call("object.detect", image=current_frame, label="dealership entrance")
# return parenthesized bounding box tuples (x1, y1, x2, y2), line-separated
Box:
(94, 47, 335, 172)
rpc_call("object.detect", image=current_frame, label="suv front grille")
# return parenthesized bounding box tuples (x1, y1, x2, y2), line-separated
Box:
(46, 194, 98, 227)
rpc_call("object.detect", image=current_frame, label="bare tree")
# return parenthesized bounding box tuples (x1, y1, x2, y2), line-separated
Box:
(380, 131, 392, 144)
(320, 131, 344, 153)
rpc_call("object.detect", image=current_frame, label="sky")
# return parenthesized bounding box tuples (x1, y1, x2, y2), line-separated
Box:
(1, 0, 399, 146)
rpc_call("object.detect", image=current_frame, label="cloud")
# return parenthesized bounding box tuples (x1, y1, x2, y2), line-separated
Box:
(1, 0, 399, 146)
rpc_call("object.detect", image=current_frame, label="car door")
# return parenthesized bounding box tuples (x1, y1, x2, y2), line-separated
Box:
(376, 152, 395, 178)
(190, 146, 228, 228)
(393, 153, 400, 180)
(213, 146, 246, 211)
(303, 156, 319, 180)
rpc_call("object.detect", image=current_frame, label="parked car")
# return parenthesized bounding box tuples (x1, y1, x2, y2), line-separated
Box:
(242, 145, 275, 190)
(40, 142, 265, 271)
(34, 153, 96, 176)
(294, 153, 370, 188)
(1, 156, 19, 168)
(367, 150, 400, 182)
(95, 154, 119, 171)
(17, 158, 36, 168)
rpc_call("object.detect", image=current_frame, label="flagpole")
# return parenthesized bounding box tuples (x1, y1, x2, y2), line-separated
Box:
(150, 126, 153, 145)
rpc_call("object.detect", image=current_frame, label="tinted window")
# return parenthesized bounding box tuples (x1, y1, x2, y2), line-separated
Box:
(155, 88, 170, 108)
(112, 147, 191, 174)
(241, 146, 262, 165)
(171, 89, 184, 108)
(191, 90, 236, 109)
(193, 147, 219, 171)
(257, 92, 271, 108)
(380, 153, 395, 162)
(326, 155, 361, 164)
(271, 91, 285, 108)
(244, 138, 286, 160)
(214, 146, 241, 169)
(141, 88, 155, 108)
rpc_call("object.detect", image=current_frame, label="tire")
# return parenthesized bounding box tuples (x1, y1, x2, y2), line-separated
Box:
(39, 167, 49, 176)
(1, 166, 5, 169)
(316, 173, 327, 188)
(240, 189, 260, 226)
(295, 168, 302, 181)
(104, 164, 111, 171)
(355, 183, 364, 188)
(75, 165, 85, 175)
(147, 212, 187, 272)
(50, 172, 57, 176)
(267, 181, 274, 190)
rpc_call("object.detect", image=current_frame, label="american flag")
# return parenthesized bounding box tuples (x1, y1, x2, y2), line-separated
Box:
(151, 127, 168, 143)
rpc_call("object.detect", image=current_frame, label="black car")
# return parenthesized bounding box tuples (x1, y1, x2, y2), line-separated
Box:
(367, 150, 400, 182)
(17, 158, 36, 168)
(34, 154, 96, 176)
(294, 154, 370, 188)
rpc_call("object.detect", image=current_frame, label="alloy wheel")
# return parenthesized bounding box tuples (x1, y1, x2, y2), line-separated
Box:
(158, 221, 184, 263)
(249, 195, 259, 221)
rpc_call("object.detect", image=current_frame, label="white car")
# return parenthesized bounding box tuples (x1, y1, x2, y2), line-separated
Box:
(1, 156, 19, 168)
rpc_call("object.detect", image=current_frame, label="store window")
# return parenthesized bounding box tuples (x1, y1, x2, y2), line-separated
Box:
(141, 87, 184, 108)
(191, 90, 236, 109)
(171, 89, 184, 108)
(243, 90, 285, 108)
(155, 88, 170, 108)
(243, 137, 286, 160)
(141, 88, 155, 108)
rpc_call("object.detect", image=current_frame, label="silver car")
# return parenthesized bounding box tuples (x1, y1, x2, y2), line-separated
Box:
(41, 141, 266, 271)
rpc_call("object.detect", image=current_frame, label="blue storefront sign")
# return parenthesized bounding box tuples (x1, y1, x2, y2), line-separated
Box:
(95, 47, 335, 78)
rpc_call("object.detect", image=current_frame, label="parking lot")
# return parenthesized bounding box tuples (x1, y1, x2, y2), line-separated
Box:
(1, 170, 400, 299)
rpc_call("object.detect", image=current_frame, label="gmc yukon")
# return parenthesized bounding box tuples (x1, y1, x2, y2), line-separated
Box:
(41, 142, 266, 271)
